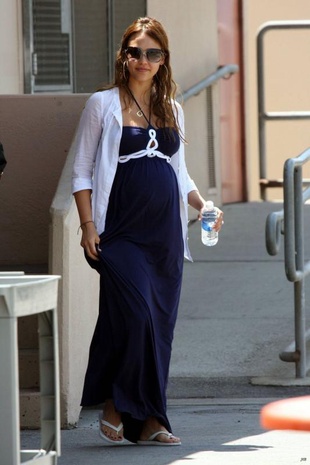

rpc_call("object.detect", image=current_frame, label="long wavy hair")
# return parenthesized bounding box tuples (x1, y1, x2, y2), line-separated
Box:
(99, 17, 181, 134)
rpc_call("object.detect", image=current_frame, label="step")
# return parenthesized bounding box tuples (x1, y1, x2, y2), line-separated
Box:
(20, 389, 40, 429)
(19, 348, 39, 389)
(18, 314, 39, 349)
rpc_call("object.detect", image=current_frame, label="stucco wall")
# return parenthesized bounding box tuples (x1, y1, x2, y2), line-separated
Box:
(243, 0, 310, 201)
(50, 184, 100, 426)
(0, 95, 87, 268)
(148, 0, 221, 207)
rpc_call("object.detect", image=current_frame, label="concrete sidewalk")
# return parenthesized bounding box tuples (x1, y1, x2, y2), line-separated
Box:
(21, 202, 310, 464)
(171, 201, 310, 389)
(21, 400, 310, 464)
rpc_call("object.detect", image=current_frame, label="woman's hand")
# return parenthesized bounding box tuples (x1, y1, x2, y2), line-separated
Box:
(80, 221, 101, 261)
(197, 205, 224, 232)
(213, 207, 224, 232)
(188, 190, 224, 232)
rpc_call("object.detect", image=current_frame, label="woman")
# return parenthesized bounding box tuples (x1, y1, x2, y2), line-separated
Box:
(72, 17, 223, 446)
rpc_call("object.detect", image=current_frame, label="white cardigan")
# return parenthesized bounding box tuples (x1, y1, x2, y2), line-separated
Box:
(72, 87, 197, 261)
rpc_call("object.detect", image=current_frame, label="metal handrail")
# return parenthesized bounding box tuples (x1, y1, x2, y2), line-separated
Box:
(178, 64, 239, 103)
(266, 146, 310, 378)
(257, 21, 310, 200)
(178, 63, 239, 224)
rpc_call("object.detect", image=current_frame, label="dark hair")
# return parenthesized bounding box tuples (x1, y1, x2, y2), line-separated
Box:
(99, 17, 181, 134)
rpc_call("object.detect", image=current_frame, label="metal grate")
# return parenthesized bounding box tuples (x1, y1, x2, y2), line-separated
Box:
(206, 86, 216, 188)
(33, 0, 71, 90)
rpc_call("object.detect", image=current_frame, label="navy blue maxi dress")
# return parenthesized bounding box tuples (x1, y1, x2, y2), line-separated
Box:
(81, 126, 184, 443)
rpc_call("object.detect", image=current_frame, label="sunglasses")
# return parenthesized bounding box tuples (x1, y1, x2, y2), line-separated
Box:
(125, 47, 165, 63)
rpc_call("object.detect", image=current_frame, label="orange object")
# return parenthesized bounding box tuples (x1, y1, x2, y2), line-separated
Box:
(261, 396, 310, 431)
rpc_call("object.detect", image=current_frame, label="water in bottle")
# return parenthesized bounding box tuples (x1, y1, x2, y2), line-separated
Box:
(201, 200, 218, 246)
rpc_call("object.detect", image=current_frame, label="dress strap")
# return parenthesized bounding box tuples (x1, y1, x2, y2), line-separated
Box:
(127, 87, 151, 126)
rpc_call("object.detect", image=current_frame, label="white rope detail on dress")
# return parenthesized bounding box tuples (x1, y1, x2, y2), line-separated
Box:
(119, 128, 171, 164)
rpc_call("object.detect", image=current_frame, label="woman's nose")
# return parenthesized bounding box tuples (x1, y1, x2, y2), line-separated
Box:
(138, 51, 148, 62)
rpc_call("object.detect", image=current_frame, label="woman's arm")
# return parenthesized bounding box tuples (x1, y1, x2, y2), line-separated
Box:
(74, 189, 100, 260)
(72, 93, 105, 260)
(188, 189, 205, 213)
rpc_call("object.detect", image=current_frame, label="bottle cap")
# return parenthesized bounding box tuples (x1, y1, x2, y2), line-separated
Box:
(205, 200, 214, 209)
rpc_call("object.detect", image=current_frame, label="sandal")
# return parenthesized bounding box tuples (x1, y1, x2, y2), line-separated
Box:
(137, 430, 181, 446)
(98, 412, 125, 445)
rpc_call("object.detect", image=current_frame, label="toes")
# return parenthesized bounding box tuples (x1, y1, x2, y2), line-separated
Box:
(165, 435, 180, 444)
(155, 432, 180, 444)
(102, 427, 123, 441)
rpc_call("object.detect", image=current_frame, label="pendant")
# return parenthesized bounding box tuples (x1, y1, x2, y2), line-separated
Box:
(136, 110, 143, 118)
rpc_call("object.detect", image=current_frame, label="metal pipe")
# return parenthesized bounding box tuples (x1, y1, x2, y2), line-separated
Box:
(257, 25, 266, 200)
(294, 166, 306, 377)
(179, 64, 239, 103)
(257, 21, 310, 200)
(284, 158, 297, 282)
(107, 0, 115, 82)
(266, 147, 310, 378)
(265, 210, 283, 256)
(265, 111, 310, 120)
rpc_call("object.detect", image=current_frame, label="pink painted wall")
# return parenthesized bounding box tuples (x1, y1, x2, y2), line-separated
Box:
(218, 0, 245, 203)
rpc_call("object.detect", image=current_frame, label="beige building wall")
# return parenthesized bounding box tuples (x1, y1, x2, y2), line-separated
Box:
(0, 0, 23, 94)
(5, 0, 310, 204)
(148, 0, 218, 89)
(243, 0, 310, 201)
(148, 0, 221, 209)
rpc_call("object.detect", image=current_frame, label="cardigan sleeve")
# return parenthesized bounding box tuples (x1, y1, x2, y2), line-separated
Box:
(174, 101, 198, 194)
(72, 92, 104, 194)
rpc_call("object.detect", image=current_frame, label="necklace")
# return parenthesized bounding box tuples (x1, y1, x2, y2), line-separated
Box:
(127, 87, 151, 126)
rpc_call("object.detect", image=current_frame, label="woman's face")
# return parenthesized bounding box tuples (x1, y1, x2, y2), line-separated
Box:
(125, 32, 165, 86)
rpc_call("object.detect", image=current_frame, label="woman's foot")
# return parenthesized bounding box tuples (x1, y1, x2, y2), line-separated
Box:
(99, 399, 124, 443)
(139, 417, 181, 445)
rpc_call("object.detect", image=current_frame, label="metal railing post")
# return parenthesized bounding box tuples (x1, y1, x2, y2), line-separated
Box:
(257, 21, 310, 200)
(265, 147, 310, 379)
(293, 164, 306, 377)
(257, 25, 267, 200)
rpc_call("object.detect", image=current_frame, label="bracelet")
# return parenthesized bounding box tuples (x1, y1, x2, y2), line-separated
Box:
(77, 220, 94, 234)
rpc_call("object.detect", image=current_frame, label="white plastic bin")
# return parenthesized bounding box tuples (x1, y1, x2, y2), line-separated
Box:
(0, 275, 61, 465)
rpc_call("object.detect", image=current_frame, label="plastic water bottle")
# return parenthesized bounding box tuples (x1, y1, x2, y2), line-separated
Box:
(201, 201, 218, 246)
